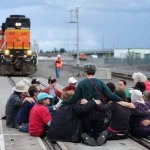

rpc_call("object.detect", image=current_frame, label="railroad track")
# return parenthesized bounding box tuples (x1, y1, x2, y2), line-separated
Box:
(129, 135, 150, 150)
(111, 72, 133, 80)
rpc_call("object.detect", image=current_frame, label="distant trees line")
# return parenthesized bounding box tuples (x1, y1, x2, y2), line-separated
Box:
(39, 48, 67, 54)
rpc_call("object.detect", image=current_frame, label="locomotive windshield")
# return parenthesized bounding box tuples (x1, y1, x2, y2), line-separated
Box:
(5, 15, 30, 29)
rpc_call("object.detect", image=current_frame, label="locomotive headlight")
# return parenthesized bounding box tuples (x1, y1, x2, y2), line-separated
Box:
(27, 50, 32, 56)
(5, 49, 10, 55)
(15, 22, 22, 27)
(15, 22, 19, 26)
(18, 23, 22, 26)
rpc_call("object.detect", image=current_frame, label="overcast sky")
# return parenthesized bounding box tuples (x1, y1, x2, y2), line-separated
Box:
(1, 0, 150, 51)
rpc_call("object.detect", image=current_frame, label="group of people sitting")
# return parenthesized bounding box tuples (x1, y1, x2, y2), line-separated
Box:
(4, 64, 150, 147)
(5, 76, 77, 136)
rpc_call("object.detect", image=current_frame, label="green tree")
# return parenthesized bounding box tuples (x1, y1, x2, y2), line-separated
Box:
(60, 48, 66, 53)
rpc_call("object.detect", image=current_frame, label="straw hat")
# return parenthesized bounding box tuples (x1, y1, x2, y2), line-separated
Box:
(12, 81, 29, 93)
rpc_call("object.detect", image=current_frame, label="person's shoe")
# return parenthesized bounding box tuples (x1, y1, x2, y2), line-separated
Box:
(96, 130, 108, 146)
(81, 133, 97, 146)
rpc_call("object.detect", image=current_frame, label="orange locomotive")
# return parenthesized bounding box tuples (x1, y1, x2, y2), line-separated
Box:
(0, 15, 37, 75)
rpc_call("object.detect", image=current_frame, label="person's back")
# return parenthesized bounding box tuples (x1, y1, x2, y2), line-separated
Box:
(17, 85, 40, 132)
(6, 82, 29, 128)
(109, 103, 131, 132)
(17, 101, 35, 125)
(130, 90, 150, 138)
(61, 64, 122, 146)
(17, 101, 35, 132)
(6, 92, 22, 128)
(62, 78, 121, 106)
(97, 90, 132, 140)
(29, 104, 50, 136)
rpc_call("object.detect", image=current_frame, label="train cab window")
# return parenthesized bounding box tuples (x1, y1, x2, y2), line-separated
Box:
(0, 35, 2, 40)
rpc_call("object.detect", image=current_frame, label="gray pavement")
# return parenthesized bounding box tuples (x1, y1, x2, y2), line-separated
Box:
(32, 60, 135, 88)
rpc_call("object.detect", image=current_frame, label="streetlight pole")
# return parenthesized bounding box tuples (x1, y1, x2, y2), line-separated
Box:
(76, 7, 80, 76)
(69, 7, 80, 76)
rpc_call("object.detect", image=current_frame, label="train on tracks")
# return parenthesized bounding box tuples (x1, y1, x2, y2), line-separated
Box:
(0, 15, 37, 75)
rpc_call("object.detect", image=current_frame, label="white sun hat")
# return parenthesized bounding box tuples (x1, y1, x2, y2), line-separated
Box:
(12, 81, 29, 93)
(68, 77, 77, 84)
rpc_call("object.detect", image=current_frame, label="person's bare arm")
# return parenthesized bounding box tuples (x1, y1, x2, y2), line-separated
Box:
(22, 97, 35, 104)
(117, 101, 135, 109)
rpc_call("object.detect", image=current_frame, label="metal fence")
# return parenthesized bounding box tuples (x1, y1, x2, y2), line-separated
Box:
(77, 57, 150, 67)
(104, 57, 150, 66)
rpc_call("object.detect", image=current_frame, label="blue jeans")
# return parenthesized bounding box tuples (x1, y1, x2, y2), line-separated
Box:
(55, 67, 61, 78)
(18, 123, 29, 132)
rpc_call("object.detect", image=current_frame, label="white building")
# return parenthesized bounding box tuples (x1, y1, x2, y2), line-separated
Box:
(114, 48, 150, 58)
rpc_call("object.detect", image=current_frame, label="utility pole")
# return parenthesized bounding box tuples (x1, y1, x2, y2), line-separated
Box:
(69, 7, 80, 76)
(102, 35, 104, 51)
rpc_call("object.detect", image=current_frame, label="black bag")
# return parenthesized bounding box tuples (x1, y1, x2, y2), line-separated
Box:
(47, 104, 82, 143)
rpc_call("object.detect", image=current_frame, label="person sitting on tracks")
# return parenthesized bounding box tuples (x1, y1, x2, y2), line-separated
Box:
(6, 81, 29, 128)
(43, 76, 62, 115)
(16, 84, 40, 132)
(104, 82, 116, 128)
(129, 89, 150, 139)
(95, 90, 150, 142)
(31, 78, 41, 85)
(132, 72, 150, 92)
(29, 92, 53, 137)
(62, 76, 77, 92)
(106, 82, 116, 93)
(124, 81, 146, 102)
(118, 79, 130, 98)
(61, 63, 123, 146)
(43, 76, 62, 104)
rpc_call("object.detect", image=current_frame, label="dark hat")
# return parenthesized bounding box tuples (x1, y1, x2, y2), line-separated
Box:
(31, 78, 40, 84)
(48, 76, 57, 84)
